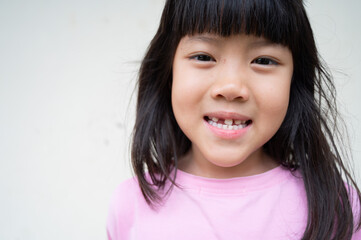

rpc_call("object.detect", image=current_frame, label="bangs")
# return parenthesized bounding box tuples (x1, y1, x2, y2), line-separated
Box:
(170, 0, 302, 46)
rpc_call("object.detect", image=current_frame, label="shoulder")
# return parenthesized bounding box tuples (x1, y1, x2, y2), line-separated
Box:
(110, 176, 141, 202)
(276, 167, 306, 196)
(106, 176, 143, 240)
(108, 176, 141, 212)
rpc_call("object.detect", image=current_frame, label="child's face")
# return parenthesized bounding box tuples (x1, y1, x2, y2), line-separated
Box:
(172, 33, 293, 177)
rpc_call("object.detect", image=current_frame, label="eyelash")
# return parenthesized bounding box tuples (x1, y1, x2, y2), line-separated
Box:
(189, 54, 215, 62)
(251, 57, 279, 66)
(189, 54, 279, 66)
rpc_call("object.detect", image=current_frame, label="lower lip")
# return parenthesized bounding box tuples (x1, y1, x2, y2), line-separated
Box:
(204, 120, 251, 139)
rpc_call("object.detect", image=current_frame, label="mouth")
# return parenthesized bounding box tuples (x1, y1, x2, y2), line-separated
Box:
(204, 116, 253, 130)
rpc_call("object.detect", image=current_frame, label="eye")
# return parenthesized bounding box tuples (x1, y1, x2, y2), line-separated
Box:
(252, 57, 279, 66)
(190, 54, 215, 62)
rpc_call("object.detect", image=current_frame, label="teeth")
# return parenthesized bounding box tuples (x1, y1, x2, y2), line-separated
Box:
(211, 117, 219, 122)
(208, 119, 248, 130)
(235, 120, 247, 124)
(207, 116, 250, 130)
(208, 117, 247, 125)
(224, 119, 233, 125)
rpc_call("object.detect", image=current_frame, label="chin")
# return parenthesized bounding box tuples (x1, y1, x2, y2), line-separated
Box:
(207, 155, 247, 168)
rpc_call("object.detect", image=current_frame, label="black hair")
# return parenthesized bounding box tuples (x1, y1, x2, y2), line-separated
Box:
(131, 0, 361, 239)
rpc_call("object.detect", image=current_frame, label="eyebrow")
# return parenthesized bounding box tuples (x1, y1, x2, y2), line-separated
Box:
(185, 35, 221, 44)
(247, 39, 281, 48)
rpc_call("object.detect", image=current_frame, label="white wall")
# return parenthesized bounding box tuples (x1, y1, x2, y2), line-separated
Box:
(307, 0, 361, 178)
(0, 0, 360, 239)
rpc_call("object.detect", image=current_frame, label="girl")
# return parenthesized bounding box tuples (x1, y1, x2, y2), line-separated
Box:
(107, 0, 361, 239)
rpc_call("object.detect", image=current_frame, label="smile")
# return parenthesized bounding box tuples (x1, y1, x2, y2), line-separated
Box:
(205, 116, 252, 130)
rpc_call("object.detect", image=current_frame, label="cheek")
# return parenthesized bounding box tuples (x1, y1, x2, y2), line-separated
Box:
(254, 77, 291, 119)
(171, 71, 197, 128)
(171, 65, 210, 114)
(171, 65, 209, 138)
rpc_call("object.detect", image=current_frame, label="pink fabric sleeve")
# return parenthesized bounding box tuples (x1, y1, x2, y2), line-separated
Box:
(107, 229, 112, 240)
(107, 179, 137, 240)
(352, 229, 361, 240)
(349, 182, 361, 239)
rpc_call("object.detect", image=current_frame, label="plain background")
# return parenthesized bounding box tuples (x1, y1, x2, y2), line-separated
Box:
(0, 0, 360, 239)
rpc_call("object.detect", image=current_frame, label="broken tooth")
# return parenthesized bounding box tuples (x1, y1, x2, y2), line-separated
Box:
(224, 119, 233, 125)
(211, 117, 219, 122)
(235, 120, 248, 124)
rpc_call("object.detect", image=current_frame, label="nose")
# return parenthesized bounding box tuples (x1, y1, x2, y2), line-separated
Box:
(210, 65, 250, 102)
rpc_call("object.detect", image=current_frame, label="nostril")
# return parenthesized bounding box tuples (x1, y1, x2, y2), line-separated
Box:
(211, 83, 249, 102)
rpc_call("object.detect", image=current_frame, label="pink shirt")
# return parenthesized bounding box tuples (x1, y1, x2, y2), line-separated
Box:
(107, 166, 361, 239)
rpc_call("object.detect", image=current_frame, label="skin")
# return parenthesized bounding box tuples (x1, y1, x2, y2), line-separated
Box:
(172, 34, 294, 179)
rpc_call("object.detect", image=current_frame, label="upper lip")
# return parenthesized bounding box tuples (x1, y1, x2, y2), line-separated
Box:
(204, 111, 251, 121)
